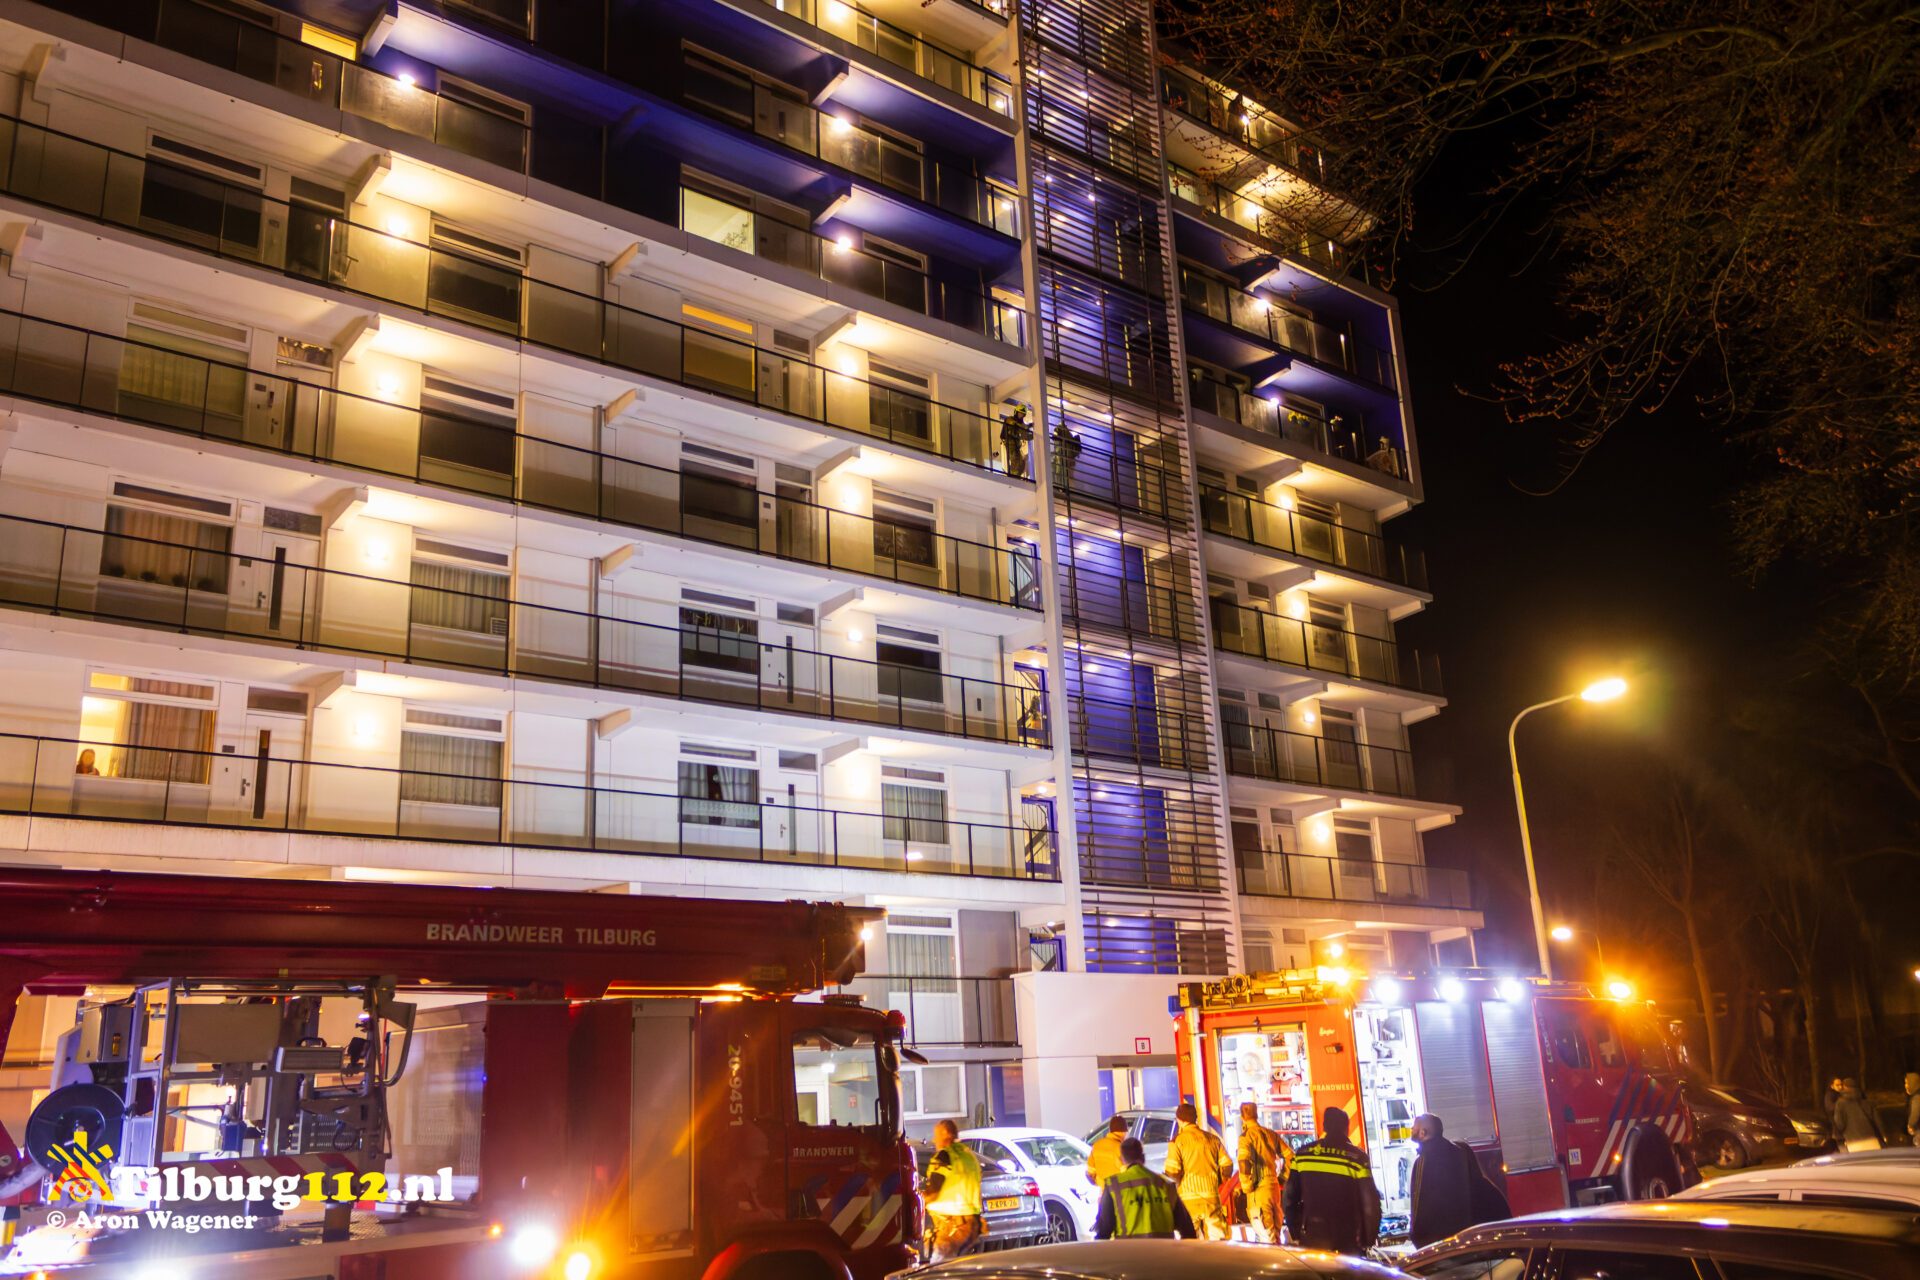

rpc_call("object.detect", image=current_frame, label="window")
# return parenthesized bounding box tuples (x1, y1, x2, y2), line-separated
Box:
(1552, 1250, 1703, 1280)
(680, 606, 759, 674)
(1796, 1191, 1918, 1211)
(418, 376, 517, 487)
(1543, 1010, 1593, 1069)
(887, 914, 957, 992)
(427, 218, 524, 332)
(900, 1062, 962, 1118)
(868, 362, 932, 442)
(139, 153, 264, 252)
(966, 1137, 1016, 1168)
(882, 773, 950, 847)
(100, 503, 233, 593)
(1139, 1116, 1176, 1146)
(398, 729, 503, 807)
(1591, 1016, 1627, 1069)
(678, 759, 759, 828)
(119, 307, 250, 431)
(77, 673, 217, 783)
(410, 560, 509, 634)
(792, 1026, 882, 1127)
(877, 641, 944, 706)
(1333, 816, 1375, 863)
(681, 444, 760, 539)
(1016, 1135, 1089, 1168)
(1408, 1251, 1531, 1280)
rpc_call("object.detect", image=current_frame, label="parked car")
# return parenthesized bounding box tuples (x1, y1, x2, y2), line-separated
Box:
(1402, 1199, 1920, 1279)
(1082, 1108, 1181, 1171)
(909, 1143, 1049, 1256)
(891, 1239, 1413, 1280)
(1673, 1147, 1920, 1212)
(1682, 1077, 1805, 1168)
(960, 1127, 1102, 1241)
(1786, 1104, 1837, 1153)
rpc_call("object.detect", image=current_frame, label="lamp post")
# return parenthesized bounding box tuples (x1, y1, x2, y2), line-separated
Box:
(1510, 677, 1628, 981)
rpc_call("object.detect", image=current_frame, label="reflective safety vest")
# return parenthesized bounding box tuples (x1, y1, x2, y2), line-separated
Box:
(1105, 1164, 1178, 1237)
(925, 1141, 983, 1216)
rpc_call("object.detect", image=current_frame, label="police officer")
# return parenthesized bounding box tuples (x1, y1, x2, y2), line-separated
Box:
(1164, 1101, 1232, 1239)
(922, 1119, 983, 1261)
(1282, 1107, 1381, 1254)
(1086, 1114, 1128, 1188)
(1237, 1101, 1286, 1242)
(1092, 1137, 1199, 1238)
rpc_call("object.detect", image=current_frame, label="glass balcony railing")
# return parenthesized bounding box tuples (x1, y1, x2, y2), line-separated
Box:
(0, 732, 1056, 881)
(747, 0, 1013, 117)
(1222, 721, 1418, 798)
(0, 113, 1028, 481)
(1167, 163, 1350, 277)
(1187, 376, 1407, 482)
(1161, 69, 1331, 190)
(0, 513, 1052, 748)
(683, 54, 1020, 237)
(0, 310, 1041, 612)
(1237, 850, 1471, 910)
(1209, 598, 1442, 695)
(679, 186, 1026, 347)
(824, 975, 1019, 1046)
(1179, 264, 1396, 391)
(1198, 484, 1427, 590)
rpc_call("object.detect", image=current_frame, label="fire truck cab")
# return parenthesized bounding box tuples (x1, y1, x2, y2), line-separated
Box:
(1173, 968, 1696, 1239)
(0, 868, 915, 1280)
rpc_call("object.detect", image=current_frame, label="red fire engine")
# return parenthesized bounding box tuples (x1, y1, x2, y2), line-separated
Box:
(0, 867, 915, 1279)
(1173, 967, 1697, 1237)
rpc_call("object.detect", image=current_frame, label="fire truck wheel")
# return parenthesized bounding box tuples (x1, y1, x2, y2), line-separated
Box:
(1618, 1123, 1683, 1201)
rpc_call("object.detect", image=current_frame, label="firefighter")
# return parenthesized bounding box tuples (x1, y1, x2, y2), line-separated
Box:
(1086, 1114, 1128, 1187)
(1282, 1106, 1381, 1255)
(1093, 1137, 1199, 1238)
(1164, 1101, 1232, 1240)
(1236, 1100, 1286, 1242)
(922, 1119, 984, 1260)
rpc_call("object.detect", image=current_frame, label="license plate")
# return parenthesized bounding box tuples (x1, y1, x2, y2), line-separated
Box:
(984, 1196, 1020, 1212)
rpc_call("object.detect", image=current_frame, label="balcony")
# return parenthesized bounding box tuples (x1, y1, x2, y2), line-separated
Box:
(1167, 163, 1350, 277)
(823, 975, 1017, 1047)
(1160, 68, 1332, 192)
(0, 311, 1039, 612)
(1223, 722, 1418, 799)
(1180, 265, 1396, 392)
(1058, 564, 1200, 647)
(1198, 485, 1427, 590)
(1237, 850, 1472, 911)
(1053, 438, 1184, 522)
(681, 52, 1020, 237)
(0, 732, 1057, 881)
(1188, 376, 1407, 482)
(679, 185, 1025, 346)
(0, 513, 1052, 749)
(738, 0, 1014, 117)
(0, 114, 1028, 480)
(1209, 599, 1442, 696)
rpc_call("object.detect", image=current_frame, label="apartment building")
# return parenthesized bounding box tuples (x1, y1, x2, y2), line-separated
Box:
(0, 0, 1476, 1142)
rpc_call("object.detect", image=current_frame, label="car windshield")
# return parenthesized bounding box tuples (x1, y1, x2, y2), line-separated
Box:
(1017, 1135, 1091, 1166)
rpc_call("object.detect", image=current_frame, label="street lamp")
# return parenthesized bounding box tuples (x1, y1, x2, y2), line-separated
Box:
(1510, 677, 1629, 981)
(1550, 922, 1609, 971)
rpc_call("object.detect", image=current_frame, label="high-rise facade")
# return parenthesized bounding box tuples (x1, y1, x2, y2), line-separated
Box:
(0, 0, 1476, 1139)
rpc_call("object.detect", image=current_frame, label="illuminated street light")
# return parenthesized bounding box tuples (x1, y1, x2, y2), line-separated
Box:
(1509, 678, 1631, 981)
(1550, 925, 1575, 942)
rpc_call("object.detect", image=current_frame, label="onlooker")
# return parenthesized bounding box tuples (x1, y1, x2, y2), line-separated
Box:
(1164, 1101, 1233, 1240)
(1832, 1078, 1886, 1152)
(1236, 1101, 1285, 1243)
(1408, 1113, 1508, 1247)
(1092, 1137, 1198, 1239)
(74, 748, 100, 776)
(1904, 1073, 1919, 1147)
(1823, 1075, 1845, 1120)
(1283, 1107, 1381, 1254)
(1086, 1114, 1127, 1187)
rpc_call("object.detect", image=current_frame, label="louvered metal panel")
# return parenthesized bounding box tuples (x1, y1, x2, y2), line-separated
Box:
(1482, 1000, 1560, 1172)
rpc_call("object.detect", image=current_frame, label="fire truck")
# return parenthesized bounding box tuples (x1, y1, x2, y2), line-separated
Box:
(0, 867, 915, 1279)
(1173, 967, 1697, 1239)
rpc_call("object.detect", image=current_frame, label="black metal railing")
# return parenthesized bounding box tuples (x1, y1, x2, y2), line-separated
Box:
(0, 112, 1030, 480)
(741, 0, 1014, 117)
(1187, 375, 1408, 481)
(1237, 851, 1471, 910)
(1198, 485, 1426, 589)
(825, 975, 1017, 1046)
(0, 309, 1041, 612)
(1223, 722, 1418, 798)
(1166, 163, 1350, 277)
(1, 732, 1056, 880)
(1160, 67, 1332, 190)
(1179, 264, 1395, 391)
(678, 186, 1024, 346)
(1058, 564, 1201, 646)
(1209, 598, 1441, 695)
(0, 513, 1052, 747)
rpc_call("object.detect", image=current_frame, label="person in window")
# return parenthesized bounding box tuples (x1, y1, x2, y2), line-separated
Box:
(922, 1119, 983, 1260)
(74, 748, 101, 776)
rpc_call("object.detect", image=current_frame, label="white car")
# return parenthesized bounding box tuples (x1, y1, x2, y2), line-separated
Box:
(1672, 1146, 1920, 1212)
(960, 1127, 1103, 1241)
